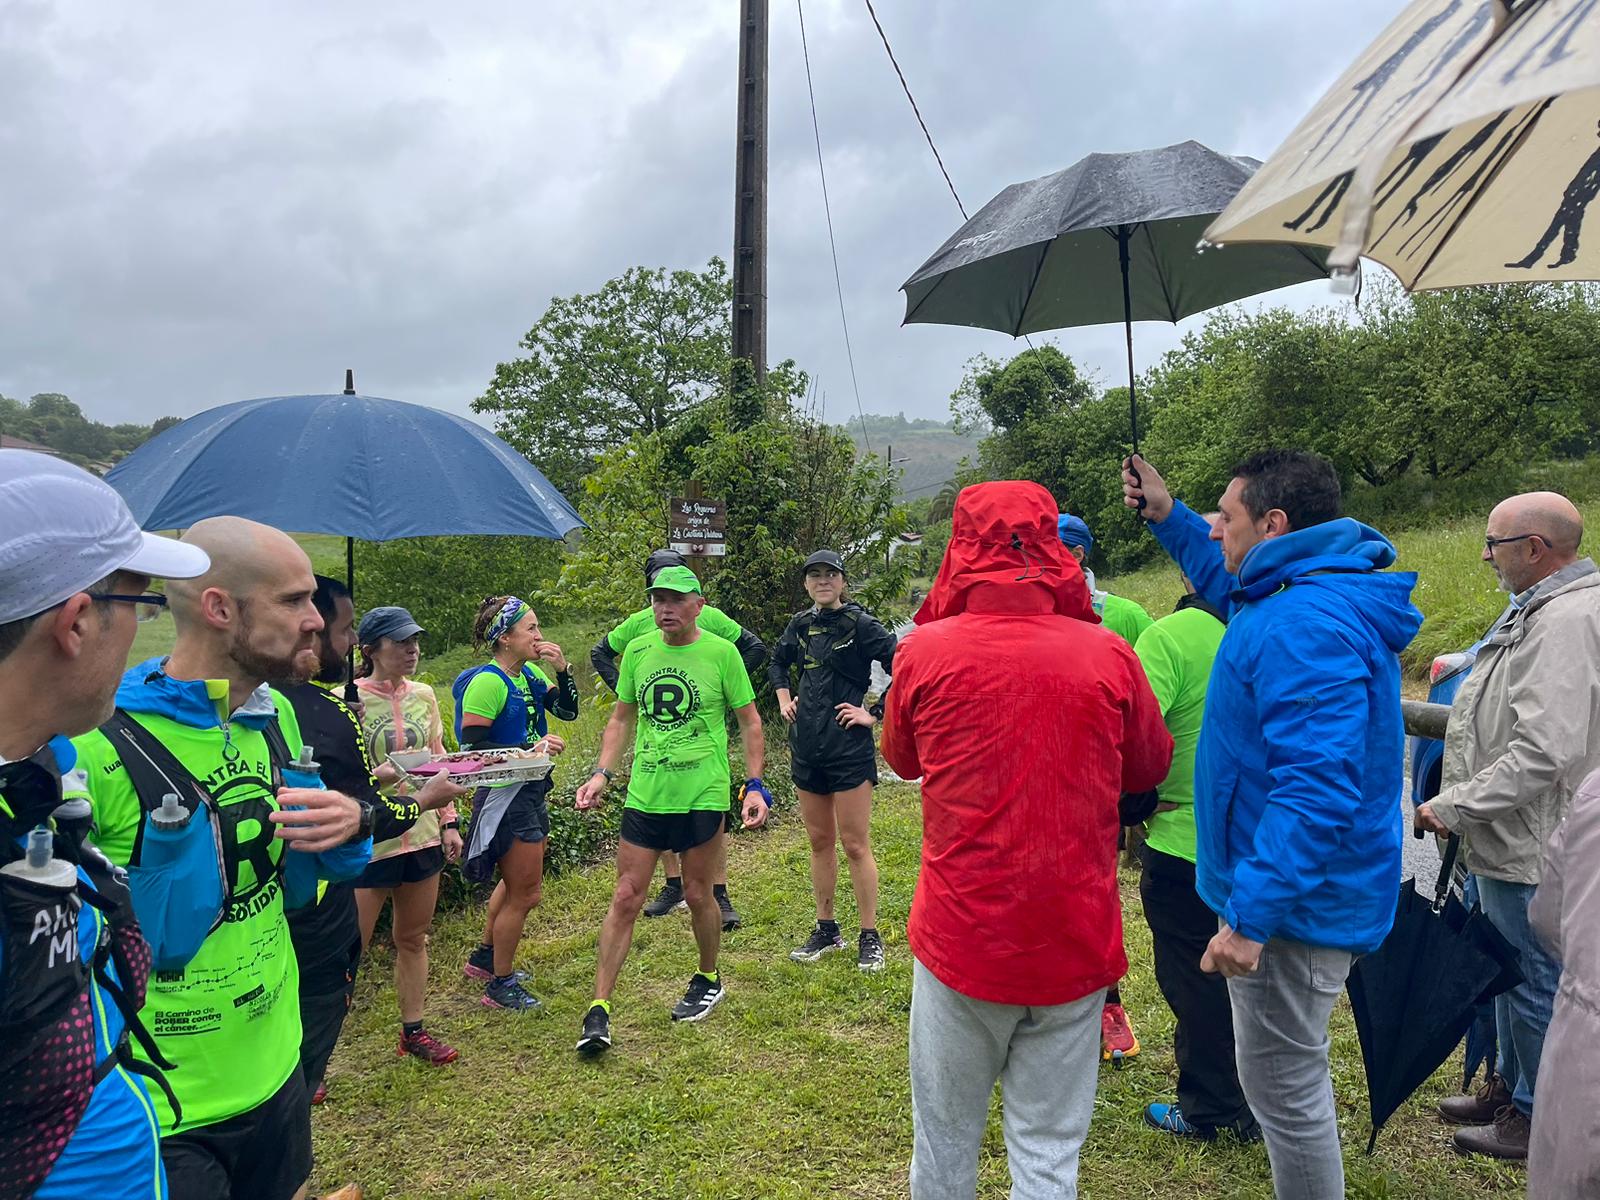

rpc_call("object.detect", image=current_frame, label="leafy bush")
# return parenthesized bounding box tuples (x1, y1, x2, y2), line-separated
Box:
(354, 535, 568, 648)
(955, 281, 1600, 570)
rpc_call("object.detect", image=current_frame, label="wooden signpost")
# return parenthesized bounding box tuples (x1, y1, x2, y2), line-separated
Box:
(667, 488, 728, 560)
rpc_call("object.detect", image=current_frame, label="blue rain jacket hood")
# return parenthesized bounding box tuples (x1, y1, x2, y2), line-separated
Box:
(1153, 502, 1423, 954)
(118, 657, 282, 734)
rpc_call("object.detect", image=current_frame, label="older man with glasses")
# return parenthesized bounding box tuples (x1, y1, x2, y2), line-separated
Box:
(1417, 491, 1600, 1162)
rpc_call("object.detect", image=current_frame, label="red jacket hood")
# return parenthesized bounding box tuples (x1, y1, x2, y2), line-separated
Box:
(915, 481, 1096, 625)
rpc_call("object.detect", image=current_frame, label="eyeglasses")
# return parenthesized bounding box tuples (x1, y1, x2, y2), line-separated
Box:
(88, 592, 169, 623)
(1484, 533, 1542, 553)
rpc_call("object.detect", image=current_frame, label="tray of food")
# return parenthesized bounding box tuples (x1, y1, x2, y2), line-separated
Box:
(388, 744, 553, 787)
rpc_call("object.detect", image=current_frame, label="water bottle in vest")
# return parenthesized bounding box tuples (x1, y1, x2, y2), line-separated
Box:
(280, 745, 373, 910)
(131, 790, 224, 970)
(281, 745, 325, 910)
(49, 797, 93, 848)
(0, 827, 86, 1031)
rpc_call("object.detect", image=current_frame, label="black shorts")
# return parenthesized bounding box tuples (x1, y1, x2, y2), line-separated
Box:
(463, 779, 552, 884)
(619, 807, 725, 854)
(161, 1066, 312, 1200)
(792, 757, 878, 795)
(353, 843, 446, 889)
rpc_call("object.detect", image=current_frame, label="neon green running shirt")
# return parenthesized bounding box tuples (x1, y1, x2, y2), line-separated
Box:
(68, 691, 306, 1132)
(615, 630, 754, 813)
(606, 603, 742, 654)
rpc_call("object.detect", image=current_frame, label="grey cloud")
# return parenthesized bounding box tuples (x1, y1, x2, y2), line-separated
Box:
(2, 0, 1398, 438)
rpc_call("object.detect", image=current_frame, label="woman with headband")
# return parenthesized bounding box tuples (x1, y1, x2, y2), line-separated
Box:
(456, 595, 580, 1012)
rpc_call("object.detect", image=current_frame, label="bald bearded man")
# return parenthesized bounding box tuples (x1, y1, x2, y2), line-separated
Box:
(1416, 491, 1600, 1161)
(70, 518, 363, 1200)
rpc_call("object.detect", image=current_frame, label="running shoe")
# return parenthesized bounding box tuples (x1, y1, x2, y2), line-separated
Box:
(1143, 1102, 1261, 1141)
(671, 972, 726, 1023)
(789, 924, 846, 963)
(463, 945, 530, 984)
(643, 880, 687, 918)
(576, 1004, 613, 1059)
(1100, 1001, 1140, 1066)
(857, 929, 886, 972)
(397, 1027, 460, 1066)
(482, 976, 545, 1013)
(717, 890, 741, 932)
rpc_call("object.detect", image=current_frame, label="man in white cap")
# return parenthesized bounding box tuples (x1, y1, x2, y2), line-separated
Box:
(0, 449, 210, 1200)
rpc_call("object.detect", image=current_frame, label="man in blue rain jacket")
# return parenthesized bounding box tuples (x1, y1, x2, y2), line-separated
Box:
(1123, 450, 1422, 1200)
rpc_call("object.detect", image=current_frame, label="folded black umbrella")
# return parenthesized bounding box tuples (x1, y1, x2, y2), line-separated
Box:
(1345, 836, 1523, 1151)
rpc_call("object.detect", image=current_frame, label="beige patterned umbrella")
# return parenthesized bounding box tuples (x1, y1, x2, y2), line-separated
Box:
(1204, 0, 1600, 291)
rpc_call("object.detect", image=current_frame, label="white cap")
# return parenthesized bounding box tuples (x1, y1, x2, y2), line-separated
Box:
(0, 450, 212, 623)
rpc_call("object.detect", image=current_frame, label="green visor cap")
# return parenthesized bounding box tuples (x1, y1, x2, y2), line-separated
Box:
(647, 564, 702, 595)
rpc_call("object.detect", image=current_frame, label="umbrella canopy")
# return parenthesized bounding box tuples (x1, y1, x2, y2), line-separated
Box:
(106, 392, 583, 541)
(901, 140, 1332, 449)
(1345, 837, 1523, 1150)
(1205, 0, 1600, 290)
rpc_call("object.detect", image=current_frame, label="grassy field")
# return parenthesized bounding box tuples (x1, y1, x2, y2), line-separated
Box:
(115, 530, 1541, 1197)
(308, 782, 1524, 1200)
(1101, 496, 1600, 680)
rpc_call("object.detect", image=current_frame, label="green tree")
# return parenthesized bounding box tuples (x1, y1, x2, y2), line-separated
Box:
(473, 259, 734, 497)
(354, 535, 567, 650)
(952, 346, 1152, 569)
(545, 386, 913, 647)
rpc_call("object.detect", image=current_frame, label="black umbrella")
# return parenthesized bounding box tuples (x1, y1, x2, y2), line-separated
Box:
(901, 140, 1334, 453)
(1345, 836, 1523, 1151)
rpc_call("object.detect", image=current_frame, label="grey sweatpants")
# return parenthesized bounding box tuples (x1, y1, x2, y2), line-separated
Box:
(909, 958, 1104, 1200)
(1227, 935, 1354, 1200)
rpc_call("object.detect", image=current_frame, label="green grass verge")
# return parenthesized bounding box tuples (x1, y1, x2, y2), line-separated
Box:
(308, 783, 1524, 1199)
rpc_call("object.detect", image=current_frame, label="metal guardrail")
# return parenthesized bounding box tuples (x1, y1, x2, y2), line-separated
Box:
(1401, 699, 1451, 741)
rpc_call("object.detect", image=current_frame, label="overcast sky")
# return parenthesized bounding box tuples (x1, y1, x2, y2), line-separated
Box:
(1, 0, 1403, 431)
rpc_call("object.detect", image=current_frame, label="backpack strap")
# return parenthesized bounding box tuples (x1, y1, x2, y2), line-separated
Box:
(86, 931, 183, 1127)
(98, 710, 211, 866)
(260, 716, 292, 789)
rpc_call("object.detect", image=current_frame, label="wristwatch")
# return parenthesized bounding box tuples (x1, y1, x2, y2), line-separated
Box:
(353, 800, 375, 841)
(593, 766, 614, 784)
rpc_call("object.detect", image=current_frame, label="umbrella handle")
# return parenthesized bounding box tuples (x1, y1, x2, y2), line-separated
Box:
(1432, 833, 1462, 912)
(1123, 456, 1149, 514)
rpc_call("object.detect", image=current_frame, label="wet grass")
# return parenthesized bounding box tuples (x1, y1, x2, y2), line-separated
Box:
(307, 784, 1525, 1200)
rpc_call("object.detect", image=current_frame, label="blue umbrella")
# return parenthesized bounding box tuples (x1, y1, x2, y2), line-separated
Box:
(106, 385, 582, 541)
(107, 381, 582, 696)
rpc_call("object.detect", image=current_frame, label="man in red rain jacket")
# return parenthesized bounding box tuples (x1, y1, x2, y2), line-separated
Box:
(883, 480, 1173, 1200)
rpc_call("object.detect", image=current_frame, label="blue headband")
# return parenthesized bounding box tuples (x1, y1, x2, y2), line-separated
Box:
(486, 596, 529, 645)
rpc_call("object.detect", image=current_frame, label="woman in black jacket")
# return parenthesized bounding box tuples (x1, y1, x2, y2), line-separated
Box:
(769, 550, 897, 971)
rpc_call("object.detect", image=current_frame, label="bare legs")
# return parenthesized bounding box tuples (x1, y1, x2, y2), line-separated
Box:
(594, 832, 725, 1001)
(484, 837, 547, 977)
(797, 783, 878, 929)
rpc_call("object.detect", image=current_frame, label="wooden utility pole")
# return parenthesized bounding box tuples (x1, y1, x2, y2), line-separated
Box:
(732, 0, 769, 393)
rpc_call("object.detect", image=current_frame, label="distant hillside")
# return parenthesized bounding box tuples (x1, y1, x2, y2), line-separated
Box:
(839, 413, 983, 499)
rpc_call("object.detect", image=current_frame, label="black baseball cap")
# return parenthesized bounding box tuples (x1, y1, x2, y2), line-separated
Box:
(645, 548, 688, 585)
(802, 549, 846, 576)
(358, 606, 424, 645)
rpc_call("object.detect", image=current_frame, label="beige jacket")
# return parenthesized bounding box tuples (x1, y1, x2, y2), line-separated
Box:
(1526, 770, 1600, 1199)
(1431, 560, 1600, 883)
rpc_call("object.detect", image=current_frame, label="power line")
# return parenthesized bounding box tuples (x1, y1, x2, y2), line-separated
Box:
(861, 0, 967, 221)
(797, 0, 872, 456)
(859, 1, 1036, 357)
